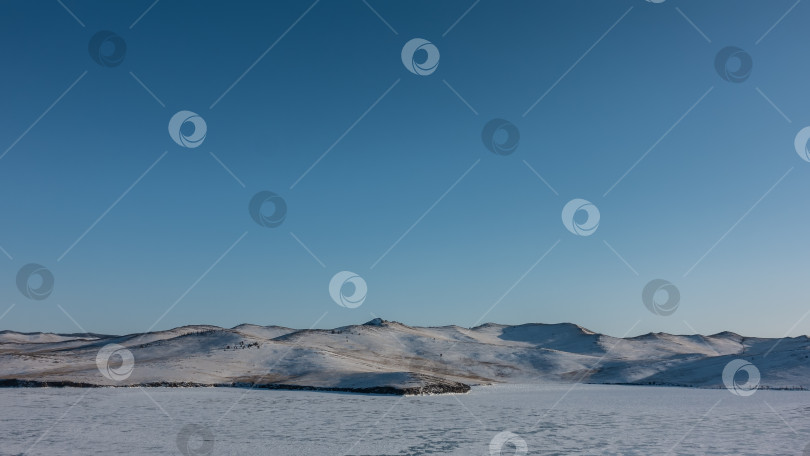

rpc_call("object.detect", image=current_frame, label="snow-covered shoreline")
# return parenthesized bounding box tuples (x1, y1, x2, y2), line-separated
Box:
(0, 378, 472, 395)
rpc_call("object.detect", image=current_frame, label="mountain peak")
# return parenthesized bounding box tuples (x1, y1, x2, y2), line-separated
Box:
(363, 318, 385, 326)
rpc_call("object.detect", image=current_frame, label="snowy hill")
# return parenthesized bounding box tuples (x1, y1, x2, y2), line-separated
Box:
(1, 319, 808, 394)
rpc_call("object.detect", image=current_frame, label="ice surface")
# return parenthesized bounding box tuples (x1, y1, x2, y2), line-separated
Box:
(1, 384, 807, 455)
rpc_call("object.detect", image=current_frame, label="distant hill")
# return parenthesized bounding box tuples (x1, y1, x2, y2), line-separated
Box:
(1, 318, 807, 394)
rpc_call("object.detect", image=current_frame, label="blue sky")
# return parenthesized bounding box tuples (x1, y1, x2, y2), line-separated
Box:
(1, 0, 809, 338)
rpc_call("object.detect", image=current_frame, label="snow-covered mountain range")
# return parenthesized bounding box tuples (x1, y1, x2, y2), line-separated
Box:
(1, 318, 808, 394)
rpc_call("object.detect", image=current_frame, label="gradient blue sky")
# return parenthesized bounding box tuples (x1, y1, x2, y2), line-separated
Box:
(1, 0, 809, 338)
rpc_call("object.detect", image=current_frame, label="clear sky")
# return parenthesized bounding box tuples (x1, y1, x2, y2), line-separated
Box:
(1, 0, 809, 338)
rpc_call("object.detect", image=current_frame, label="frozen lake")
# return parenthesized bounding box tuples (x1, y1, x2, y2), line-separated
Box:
(2, 384, 808, 455)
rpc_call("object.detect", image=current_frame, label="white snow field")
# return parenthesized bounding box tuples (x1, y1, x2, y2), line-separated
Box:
(1, 384, 808, 455)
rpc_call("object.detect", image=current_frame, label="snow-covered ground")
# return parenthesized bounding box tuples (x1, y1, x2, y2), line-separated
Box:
(1, 384, 808, 455)
(2, 318, 809, 391)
